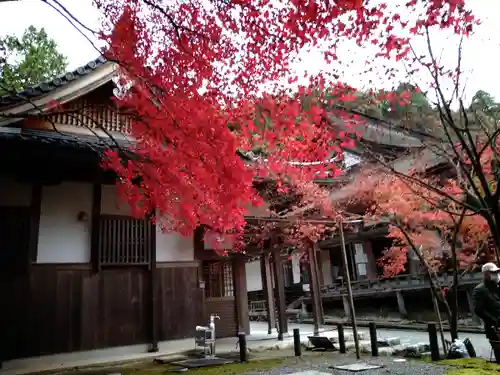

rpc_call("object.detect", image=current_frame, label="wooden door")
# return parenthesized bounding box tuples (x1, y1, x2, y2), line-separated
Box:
(0, 207, 31, 360)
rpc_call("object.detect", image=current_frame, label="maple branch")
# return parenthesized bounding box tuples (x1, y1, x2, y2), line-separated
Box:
(40, 0, 102, 57)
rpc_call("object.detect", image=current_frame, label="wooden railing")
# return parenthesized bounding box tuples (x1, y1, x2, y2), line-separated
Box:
(46, 100, 131, 133)
(98, 215, 154, 266)
(320, 272, 483, 297)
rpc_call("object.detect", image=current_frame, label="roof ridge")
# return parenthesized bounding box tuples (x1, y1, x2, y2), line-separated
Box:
(0, 55, 108, 106)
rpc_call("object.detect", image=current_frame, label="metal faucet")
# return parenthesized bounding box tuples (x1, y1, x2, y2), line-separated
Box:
(209, 313, 220, 330)
(209, 314, 220, 356)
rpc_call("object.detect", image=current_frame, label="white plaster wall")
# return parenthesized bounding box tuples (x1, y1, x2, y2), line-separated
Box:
(156, 227, 194, 262)
(291, 254, 301, 284)
(245, 256, 302, 292)
(37, 182, 93, 263)
(246, 260, 263, 292)
(319, 250, 333, 285)
(100, 184, 131, 215)
(0, 177, 32, 206)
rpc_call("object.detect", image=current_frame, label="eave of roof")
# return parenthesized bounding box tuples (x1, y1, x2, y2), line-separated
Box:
(0, 126, 133, 153)
(0, 56, 118, 127)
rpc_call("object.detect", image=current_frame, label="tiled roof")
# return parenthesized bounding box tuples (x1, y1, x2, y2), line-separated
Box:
(0, 56, 108, 107)
(0, 126, 133, 154)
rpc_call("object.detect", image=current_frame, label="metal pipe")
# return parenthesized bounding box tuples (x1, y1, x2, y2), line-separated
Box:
(339, 217, 361, 360)
(209, 313, 220, 356)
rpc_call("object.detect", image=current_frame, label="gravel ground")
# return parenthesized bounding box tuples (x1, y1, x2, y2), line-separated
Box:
(245, 355, 450, 375)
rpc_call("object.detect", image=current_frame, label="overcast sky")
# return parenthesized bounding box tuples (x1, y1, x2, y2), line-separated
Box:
(1, 0, 499, 105)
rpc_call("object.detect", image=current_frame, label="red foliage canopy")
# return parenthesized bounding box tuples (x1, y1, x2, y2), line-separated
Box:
(91, 0, 477, 244)
(348, 169, 491, 277)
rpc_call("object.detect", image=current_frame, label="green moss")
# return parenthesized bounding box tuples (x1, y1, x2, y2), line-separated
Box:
(440, 358, 500, 374)
(445, 369, 499, 375)
(57, 357, 289, 375)
(131, 358, 287, 375)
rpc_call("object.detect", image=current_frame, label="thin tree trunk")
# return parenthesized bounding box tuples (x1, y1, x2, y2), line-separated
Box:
(450, 251, 459, 341)
(430, 283, 448, 355)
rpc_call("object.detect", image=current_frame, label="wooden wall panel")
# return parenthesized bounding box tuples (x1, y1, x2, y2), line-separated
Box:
(97, 269, 150, 347)
(0, 263, 204, 361)
(156, 265, 205, 341)
(206, 297, 236, 338)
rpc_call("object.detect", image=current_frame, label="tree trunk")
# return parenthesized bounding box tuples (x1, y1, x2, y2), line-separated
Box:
(450, 248, 459, 341)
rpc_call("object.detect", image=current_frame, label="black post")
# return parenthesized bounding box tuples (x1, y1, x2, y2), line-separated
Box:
(428, 323, 440, 361)
(337, 323, 346, 354)
(293, 328, 301, 357)
(369, 322, 378, 357)
(238, 333, 248, 362)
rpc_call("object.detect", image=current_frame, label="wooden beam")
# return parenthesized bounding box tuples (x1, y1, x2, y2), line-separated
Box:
(272, 245, 288, 340)
(90, 183, 102, 273)
(28, 183, 42, 264)
(233, 255, 250, 334)
(261, 253, 276, 334)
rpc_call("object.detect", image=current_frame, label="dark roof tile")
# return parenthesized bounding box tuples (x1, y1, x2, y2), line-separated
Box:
(0, 55, 108, 107)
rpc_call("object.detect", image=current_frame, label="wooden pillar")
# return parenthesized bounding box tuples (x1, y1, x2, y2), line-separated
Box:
(149, 215, 159, 352)
(90, 183, 102, 273)
(28, 184, 42, 264)
(194, 226, 207, 321)
(342, 295, 351, 317)
(466, 288, 480, 325)
(396, 291, 408, 318)
(272, 246, 288, 340)
(308, 244, 322, 335)
(261, 253, 276, 334)
(233, 255, 250, 334)
(314, 245, 325, 324)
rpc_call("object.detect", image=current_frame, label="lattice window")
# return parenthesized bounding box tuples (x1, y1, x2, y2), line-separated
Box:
(98, 215, 154, 266)
(204, 260, 234, 297)
(223, 262, 234, 296)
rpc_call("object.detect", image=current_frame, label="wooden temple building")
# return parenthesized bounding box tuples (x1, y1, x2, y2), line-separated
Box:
(0, 57, 298, 368)
(244, 120, 483, 327)
(0, 56, 483, 369)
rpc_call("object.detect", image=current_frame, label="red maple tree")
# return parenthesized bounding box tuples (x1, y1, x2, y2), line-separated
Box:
(89, 0, 477, 243)
(346, 169, 491, 277)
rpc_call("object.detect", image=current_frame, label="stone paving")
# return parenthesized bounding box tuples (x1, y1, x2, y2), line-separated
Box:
(2, 322, 490, 375)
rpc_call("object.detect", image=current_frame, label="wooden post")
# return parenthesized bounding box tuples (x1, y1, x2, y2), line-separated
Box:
(369, 322, 378, 356)
(233, 255, 250, 334)
(293, 328, 301, 356)
(272, 245, 288, 340)
(396, 291, 408, 318)
(149, 214, 159, 352)
(308, 243, 322, 336)
(238, 333, 248, 362)
(428, 323, 440, 361)
(313, 245, 325, 325)
(28, 183, 42, 264)
(90, 183, 102, 273)
(337, 323, 346, 353)
(261, 253, 276, 334)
